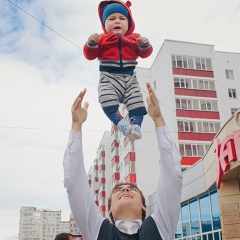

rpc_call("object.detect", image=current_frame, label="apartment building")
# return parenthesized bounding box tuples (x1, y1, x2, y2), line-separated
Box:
(84, 39, 240, 239)
(19, 206, 69, 240)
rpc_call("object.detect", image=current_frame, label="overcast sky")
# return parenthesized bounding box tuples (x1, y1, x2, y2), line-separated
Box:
(1, 0, 240, 239)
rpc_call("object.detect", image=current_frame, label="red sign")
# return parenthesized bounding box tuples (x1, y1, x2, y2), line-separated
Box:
(214, 129, 240, 189)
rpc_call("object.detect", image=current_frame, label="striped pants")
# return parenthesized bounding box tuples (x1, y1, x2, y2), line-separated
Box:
(98, 72, 147, 117)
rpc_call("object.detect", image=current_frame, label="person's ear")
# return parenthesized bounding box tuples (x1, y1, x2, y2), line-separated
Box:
(142, 206, 146, 212)
(109, 209, 112, 215)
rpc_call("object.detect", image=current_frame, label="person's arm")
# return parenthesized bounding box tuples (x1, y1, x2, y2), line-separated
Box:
(63, 89, 104, 240)
(136, 36, 153, 59)
(146, 83, 183, 240)
(83, 33, 100, 60)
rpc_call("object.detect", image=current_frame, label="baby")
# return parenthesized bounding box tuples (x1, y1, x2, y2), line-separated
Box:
(84, 0, 153, 140)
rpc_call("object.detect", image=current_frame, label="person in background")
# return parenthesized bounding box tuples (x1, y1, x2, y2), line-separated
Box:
(54, 233, 73, 240)
(83, 0, 153, 140)
(63, 82, 182, 239)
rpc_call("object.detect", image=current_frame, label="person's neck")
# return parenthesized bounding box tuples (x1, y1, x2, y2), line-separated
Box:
(114, 212, 141, 222)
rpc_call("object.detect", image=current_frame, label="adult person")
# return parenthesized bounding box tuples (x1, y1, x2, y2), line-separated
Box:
(63, 82, 183, 240)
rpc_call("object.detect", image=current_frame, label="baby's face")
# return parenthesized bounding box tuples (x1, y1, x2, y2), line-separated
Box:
(105, 12, 129, 35)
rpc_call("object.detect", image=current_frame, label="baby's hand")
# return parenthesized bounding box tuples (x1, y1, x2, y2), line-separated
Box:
(88, 33, 99, 43)
(137, 37, 149, 46)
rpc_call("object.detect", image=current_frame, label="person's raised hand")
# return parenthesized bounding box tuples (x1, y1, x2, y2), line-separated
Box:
(71, 88, 89, 131)
(88, 33, 99, 43)
(137, 36, 149, 46)
(146, 82, 165, 127)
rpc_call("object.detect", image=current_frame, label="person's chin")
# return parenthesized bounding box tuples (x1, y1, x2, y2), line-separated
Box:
(112, 30, 123, 34)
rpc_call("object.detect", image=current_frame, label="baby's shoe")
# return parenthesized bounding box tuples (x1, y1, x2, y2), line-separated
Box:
(129, 124, 142, 140)
(117, 119, 132, 136)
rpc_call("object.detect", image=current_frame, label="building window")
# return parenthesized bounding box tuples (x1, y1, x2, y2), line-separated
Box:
(176, 189, 221, 239)
(176, 98, 218, 111)
(177, 120, 220, 133)
(181, 204, 190, 237)
(228, 88, 237, 98)
(179, 143, 210, 157)
(171, 55, 212, 71)
(190, 200, 200, 236)
(225, 69, 234, 79)
(200, 194, 212, 233)
(174, 77, 215, 91)
(231, 108, 239, 115)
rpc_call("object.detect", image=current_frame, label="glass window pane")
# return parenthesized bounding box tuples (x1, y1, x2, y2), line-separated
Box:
(190, 200, 200, 236)
(187, 100, 193, 110)
(192, 145, 197, 156)
(174, 78, 180, 87)
(209, 123, 214, 132)
(214, 231, 221, 240)
(225, 70, 234, 79)
(182, 204, 190, 237)
(203, 122, 209, 132)
(184, 122, 189, 131)
(202, 235, 207, 240)
(210, 191, 221, 230)
(208, 233, 213, 240)
(180, 78, 185, 88)
(183, 57, 188, 68)
(178, 121, 184, 132)
(181, 99, 187, 109)
(192, 79, 198, 89)
(177, 56, 183, 68)
(189, 122, 196, 132)
(205, 145, 210, 153)
(197, 145, 204, 156)
(188, 57, 194, 69)
(200, 101, 206, 110)
(228, 89, 232, 97)
(200, 194, 212, 233)
(179, 144, 185, 155)
(204, 81, 209, 90)
(186, 79, 192, 89)
(199, 80, 204, 90)
(206, 59, 212, 70)
(193, 100, 199, 110)
(201, 58, 206, 70)
(215, 123, 220, 132)
(232, 89, 237, 98)
(185, 145, 192, 156)
(207, 102, 212, 111)
(197, 122, 203, 132)
(172, 55, 176, 67)
(195, 57, 201, 69)
(176, 99, 181, 108)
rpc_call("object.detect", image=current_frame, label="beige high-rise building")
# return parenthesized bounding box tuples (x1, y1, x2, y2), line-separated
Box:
(19, 206, 70, 240)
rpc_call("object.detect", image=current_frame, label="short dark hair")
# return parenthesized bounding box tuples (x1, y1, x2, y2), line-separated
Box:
(54, 233, 72, 240)
(108, 182, 146, 223)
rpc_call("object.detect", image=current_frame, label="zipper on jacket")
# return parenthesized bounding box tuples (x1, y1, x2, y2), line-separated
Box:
(117, 33, 123, 68)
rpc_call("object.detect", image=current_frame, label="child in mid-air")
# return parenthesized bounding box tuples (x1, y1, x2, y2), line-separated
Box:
(83, 0, 153, 140)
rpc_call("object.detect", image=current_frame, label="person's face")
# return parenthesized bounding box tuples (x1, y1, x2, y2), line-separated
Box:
(109, 184, 146, 221)
(105, 12, 129, 35)
(68, 236, 73, 240)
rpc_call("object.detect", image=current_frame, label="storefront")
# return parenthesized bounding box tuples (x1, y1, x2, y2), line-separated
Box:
(175, 110, 240, 240)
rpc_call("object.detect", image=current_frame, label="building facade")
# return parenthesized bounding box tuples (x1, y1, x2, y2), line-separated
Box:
(19, 206, 70, 240)
(173, 109, 240, 239)
(84, 40, 240, 239)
